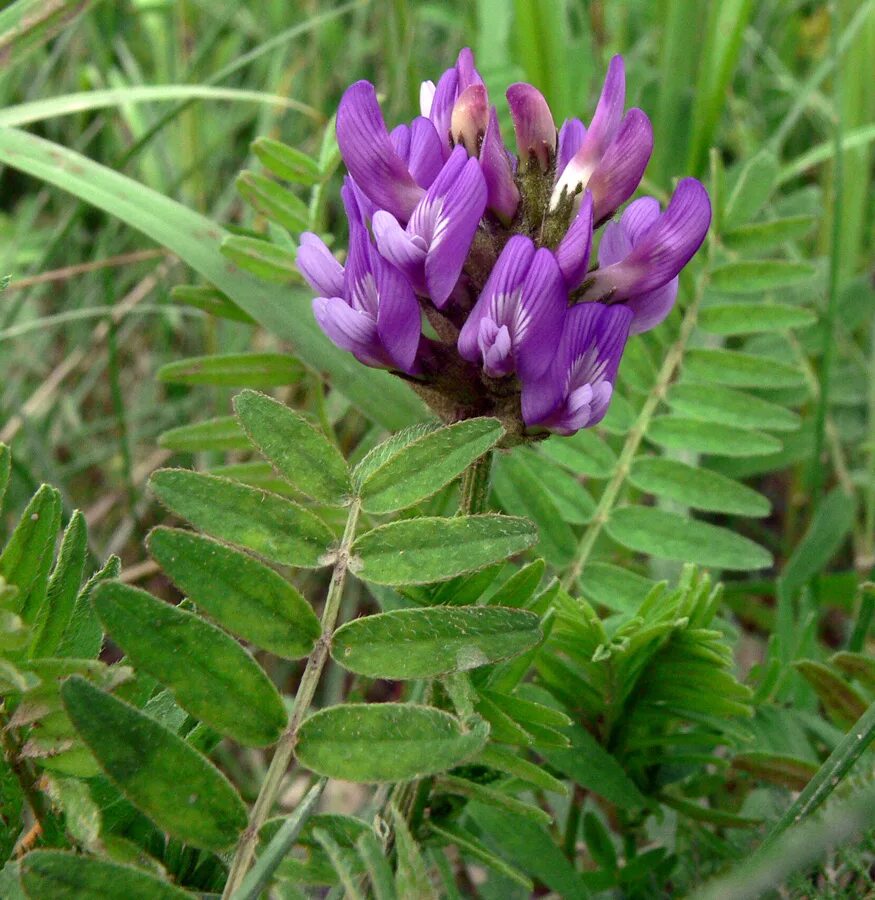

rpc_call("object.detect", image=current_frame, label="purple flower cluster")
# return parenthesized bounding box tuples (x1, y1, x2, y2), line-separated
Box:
(298, 50, 711, 439)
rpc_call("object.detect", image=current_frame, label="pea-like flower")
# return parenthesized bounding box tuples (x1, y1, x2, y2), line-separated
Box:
(297, 48, 710, 441)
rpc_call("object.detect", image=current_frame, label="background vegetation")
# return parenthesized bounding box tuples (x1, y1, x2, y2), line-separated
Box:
(1, 0, 874, 897)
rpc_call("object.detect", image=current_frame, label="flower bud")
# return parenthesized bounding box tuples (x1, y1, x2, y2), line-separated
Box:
(506, 83, 557, 171)
(450, 84, 489, 157)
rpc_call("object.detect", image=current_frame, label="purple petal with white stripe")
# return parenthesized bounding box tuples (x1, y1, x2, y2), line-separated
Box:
(583, 178, 711, 323)
(557, 118, 585, 175)
(336, 81, 423, 222)
(522, 303, 632, 435)
(458, 236, 565, 380)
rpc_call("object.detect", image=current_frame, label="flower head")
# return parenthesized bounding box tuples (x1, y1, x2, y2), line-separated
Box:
(299, 50, 710, 440)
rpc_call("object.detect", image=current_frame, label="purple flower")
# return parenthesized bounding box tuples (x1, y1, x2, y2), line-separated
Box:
(421, 48, 484, 156)
(551, 56, 653, 224)
(506, 83, 557, 171)
(372, 145, 487, 307)
(580, 178, 711, 334)
(522, 303, 632, 435)
(308, 182, 422, 373)
(457, 235, 566, 381)
(555, 190, 594, 291)
(337, 81, 431, 223)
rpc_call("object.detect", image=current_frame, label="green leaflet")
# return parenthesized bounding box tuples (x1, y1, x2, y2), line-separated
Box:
(157, 352, 304, 388)
(710, 261, 817, 294)
(352, 515, 538, 585)
(20, 851, 193, 900)
(699, 302, 816, 335)
(159, 416, 250, 453)
(295, 704, 489, 782)
(331, 606, 542, 679)
(722, 215, 816, 251)
(358, 417, 503, 513)
(220, 235, 300, 284)
(667, 382, 800, 431)
(147, 527, 320, 659)
(234, 389, 351, 505)
(0, 484, 61, 620)
(92, 581, 287, 747)
(646, 416, 782, 457)
(793, 660, 868, 729)
(236, 169, 310, 232)
(61, 676, 247, 850)
(29, 510, 87, 657)
(683, 348, 806, 388)
(606, 506, 772, 570)
(630, 458, 770, 517)
(539, 429, 616, 477)
(578, 563, 656, 615)
(722, 150, 780, 229)
(252, 137, 323, 185)
(149, 469, 334, 568)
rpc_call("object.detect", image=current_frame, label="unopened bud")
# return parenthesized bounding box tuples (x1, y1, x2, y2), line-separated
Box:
(451, 84, 488, 157)
(506, 83, 557, 171)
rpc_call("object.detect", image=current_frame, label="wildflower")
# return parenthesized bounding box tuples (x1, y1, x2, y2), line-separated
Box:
(304, 182, 422, 374)
(299, 49, 710, 440)
(522, 304, 632, 435)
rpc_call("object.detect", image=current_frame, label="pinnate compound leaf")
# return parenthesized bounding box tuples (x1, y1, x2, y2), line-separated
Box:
(331, 606, 541, 679)
(668, 383, 800, 432)
(20, 851, 193, 900)
(351, 423, 438, 489)
(646, 416, 782, 457)
(92, 581, 287, 746)
(630, 458, 770, 517)
(60, 676, 247, 850)
(606, 507, 772, 570)
(295, 704, 489, 782)
(352, 516, 537, 585)
(234, 390, 350, 505)
(359, 417, 503, 513)
(147, 527, 320, 659)
(710, 261, 817, 293)
(149, 469, 334, 568)
(157, 352, 303, 388)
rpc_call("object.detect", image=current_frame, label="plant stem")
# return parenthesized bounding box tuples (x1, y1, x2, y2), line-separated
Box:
(222, 498, 362, 898)
(459, 450, 494, 515)
(561, 283, 704, 590)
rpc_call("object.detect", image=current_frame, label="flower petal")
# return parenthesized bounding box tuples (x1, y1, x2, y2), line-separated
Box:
(336, 81, 423, 222)
(451, 84, 489, 156)
(506, 83, 556, 171)
(458, 234, 535, 363)
(297, 233, 343, 297)
(515, 248, 567, 381)
(420, 80, 436, 117)
(587, 108, 653, 224)
(557, 117, 585, 175)
(424, 154, 487, 306)
(480, 106, 520, 221)
(408, 116, 444, 188)
(372, 210, 427, 293)
(373, 247, 422, 373)
(624, 278, 678, 335)
(555, 190, 594, 290)
(620, 195, 661, 243)
(585, 177, 711, 300)
(313, 296, 384, 368)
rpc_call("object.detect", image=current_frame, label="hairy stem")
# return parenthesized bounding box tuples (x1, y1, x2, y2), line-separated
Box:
(222, 498, 362, 898)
